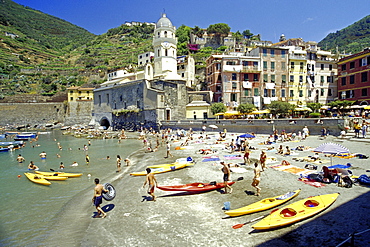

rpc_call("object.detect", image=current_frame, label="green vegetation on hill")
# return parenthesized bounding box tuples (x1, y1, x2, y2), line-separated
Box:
(0, 0, 95, 51)
(318, 15, 370, 54)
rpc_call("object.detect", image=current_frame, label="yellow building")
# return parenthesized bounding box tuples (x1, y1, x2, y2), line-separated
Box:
(67, 86, 94, 102)
(186, 101, 214, 120)
(288, 48, 307, 105)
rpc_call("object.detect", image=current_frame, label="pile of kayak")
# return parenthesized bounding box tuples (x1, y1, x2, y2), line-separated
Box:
(228, 190, 339, 231)
(24, 171, 82, 186)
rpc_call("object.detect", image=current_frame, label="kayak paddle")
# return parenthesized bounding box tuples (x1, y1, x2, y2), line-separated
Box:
(232, 208, 279, 229)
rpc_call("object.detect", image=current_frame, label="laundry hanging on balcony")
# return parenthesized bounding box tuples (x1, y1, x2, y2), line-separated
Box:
(242, 81, 252, 88)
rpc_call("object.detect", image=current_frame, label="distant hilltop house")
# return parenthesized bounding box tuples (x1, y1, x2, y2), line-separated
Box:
(4, 31, 19, 39)
(123, 21, 155, 27)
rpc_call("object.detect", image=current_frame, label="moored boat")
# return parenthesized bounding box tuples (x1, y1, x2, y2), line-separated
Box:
(24, 172, 51, 186)
(157, 181, 235, 192)
(36, 174, 68, 181)
(225, 189, 301, 217)
(35, 171, 82, 178)
(251, 193, 340, 230)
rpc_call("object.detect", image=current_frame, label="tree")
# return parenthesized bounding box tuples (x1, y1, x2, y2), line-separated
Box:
(242, 29, 253, 39)
(307, 103, 322, 113)
(232, 31, 243, 41)
(207, 23, 230, 44)
(267, 101, 295, 116)
(211, 102, 226, 115)
(176, 25, 191, 55)
(191, 26, 204, 38)
(328, 100, 355, 116)
(237, 103, 256, 115)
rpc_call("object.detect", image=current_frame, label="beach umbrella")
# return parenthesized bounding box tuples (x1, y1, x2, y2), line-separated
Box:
(209, 124, 218, 129)
(314, 142, 350, 165)
(239, 133, 255, 138)
(314, 142, 350, 154)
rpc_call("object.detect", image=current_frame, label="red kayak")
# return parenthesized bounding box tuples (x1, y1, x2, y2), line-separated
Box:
(157, 181, 235, 192)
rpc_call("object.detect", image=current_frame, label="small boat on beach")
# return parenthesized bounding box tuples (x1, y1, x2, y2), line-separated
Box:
(225, 189, 301, 217)
(157, 181, 235, 192)
(130, 162, 188, 176)
(251, 193, 339, 230)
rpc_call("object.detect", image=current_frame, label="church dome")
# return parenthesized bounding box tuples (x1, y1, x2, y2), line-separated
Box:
(156, 13, 173, 28)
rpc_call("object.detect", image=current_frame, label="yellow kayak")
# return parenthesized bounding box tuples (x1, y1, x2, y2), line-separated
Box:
(37, 174, 68, 181)
(24, 172, 51, 186)
(35, 171, 82, 178)
(130, 163, 187, 176)
(148, 162, 194, 169)
(252, 193, 339, 230)
(225, 189, 301, 217)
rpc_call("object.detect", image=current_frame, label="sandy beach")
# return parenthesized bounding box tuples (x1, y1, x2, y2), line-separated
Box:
(41, 129, 370, 247)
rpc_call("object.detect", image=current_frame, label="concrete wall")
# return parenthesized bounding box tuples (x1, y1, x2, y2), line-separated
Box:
(0, 103, 66, 126)
(160, 118, 346, 136)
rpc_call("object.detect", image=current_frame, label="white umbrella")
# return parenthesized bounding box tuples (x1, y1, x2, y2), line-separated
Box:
(314, 142, 350, 165)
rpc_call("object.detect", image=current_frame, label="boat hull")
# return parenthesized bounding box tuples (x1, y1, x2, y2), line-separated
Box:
(24, 173, 51, 186)
(252, 193, 340, 230)
(35, 171, 82, 178)
(225, 189, 301, 217)
(157, 181, 235, 192)
(130, 163, 187, 176)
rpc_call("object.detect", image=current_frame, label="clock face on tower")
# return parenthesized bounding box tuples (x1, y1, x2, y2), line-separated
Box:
(162, 41, 170, 49)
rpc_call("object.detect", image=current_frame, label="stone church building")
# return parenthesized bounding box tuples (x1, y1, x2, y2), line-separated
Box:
(93, 14, 193, 130)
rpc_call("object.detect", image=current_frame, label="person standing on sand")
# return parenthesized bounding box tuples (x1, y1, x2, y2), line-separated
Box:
(243, 148, 251, 165)
(92, 178, 108, 218)
(260, 151, 267, 171)
(361, 122, 368, 138)
(165, 141, 173, 158)
(251, 162, 261, 196)
(221, 161, 233, 194)
(116, 155, 122, 172)
(143, 168, 158, 201)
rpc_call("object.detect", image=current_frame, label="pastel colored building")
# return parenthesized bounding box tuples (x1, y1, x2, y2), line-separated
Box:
(337, 48, 370, 105)
(67, 86, 94, 102)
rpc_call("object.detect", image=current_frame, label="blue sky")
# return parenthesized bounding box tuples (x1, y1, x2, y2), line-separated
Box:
(13, 0, 370, 43)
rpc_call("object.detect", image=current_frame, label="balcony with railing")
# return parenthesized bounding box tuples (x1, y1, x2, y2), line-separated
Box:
(241, 65, 261, 73)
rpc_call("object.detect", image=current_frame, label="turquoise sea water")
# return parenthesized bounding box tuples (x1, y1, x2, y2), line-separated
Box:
(0, 130, 141, 246)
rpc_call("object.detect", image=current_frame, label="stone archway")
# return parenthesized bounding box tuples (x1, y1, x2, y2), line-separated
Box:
(100, 117, 110, 130)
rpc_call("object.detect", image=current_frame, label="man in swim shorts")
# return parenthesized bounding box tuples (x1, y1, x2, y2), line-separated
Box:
(143, 168, 158, 201)
(221, 161, 232, 194)
(92, 178, 108, 218)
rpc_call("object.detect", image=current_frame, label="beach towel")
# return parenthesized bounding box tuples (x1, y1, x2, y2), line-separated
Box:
(327, 164, 351, 169)
(224, 154, 243, 160)
(230, 167, 248, 173)
(202, 156, 220, 162)
(298, 178, 326, 187)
